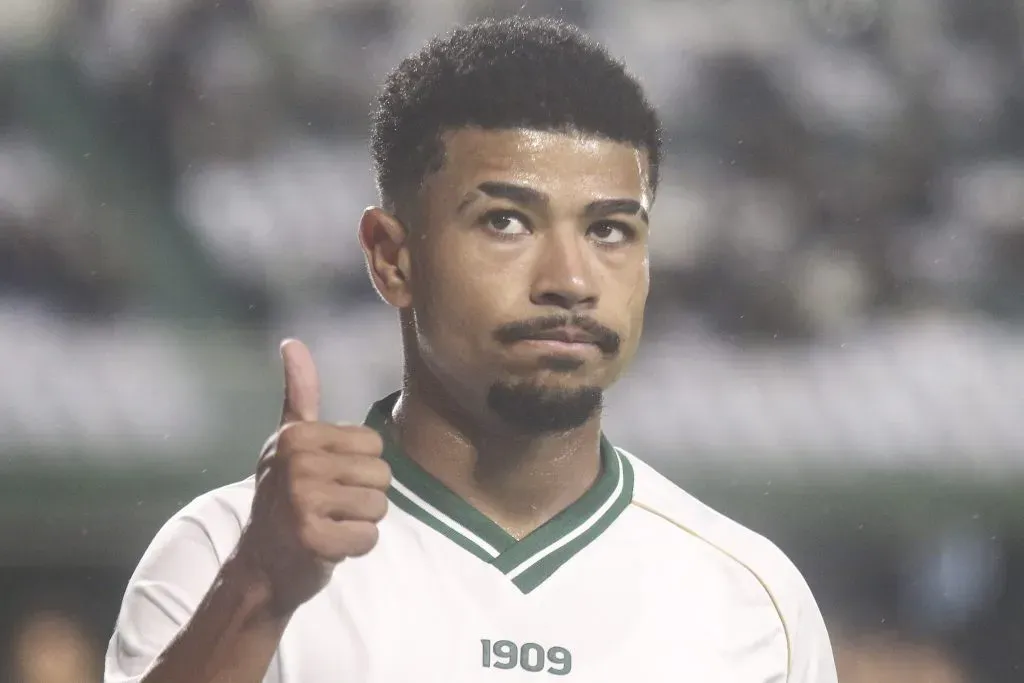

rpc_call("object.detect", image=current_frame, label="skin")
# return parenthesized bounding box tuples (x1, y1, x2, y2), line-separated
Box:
(133, 127, 654, 683)
(359, 127, 653, 538)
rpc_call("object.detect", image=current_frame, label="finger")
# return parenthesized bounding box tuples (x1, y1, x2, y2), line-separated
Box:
(300, 517, 380, 562)
(280, 338, 320, 425)
(310, 485, 389, 523)
(320, 425, 385, 458)
(290, 450, 391, 490)
(329, 455, 391, 490)
(277, 424, 384, 461)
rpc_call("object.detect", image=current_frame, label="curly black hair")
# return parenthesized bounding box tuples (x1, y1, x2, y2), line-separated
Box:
(370, 16, 662, 214)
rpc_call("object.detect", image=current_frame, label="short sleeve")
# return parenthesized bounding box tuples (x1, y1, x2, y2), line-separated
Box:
(102, 482, 280, 683)
(786, 575, 838, 683)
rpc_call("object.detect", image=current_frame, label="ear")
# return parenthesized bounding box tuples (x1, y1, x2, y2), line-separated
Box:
(359, 207, 413, 309)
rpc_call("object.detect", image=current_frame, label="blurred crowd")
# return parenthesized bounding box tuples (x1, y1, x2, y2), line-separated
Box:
(1, 0, 1023, 681)
(1, 0, 1023, 464)
(2, 0, 1023, 332)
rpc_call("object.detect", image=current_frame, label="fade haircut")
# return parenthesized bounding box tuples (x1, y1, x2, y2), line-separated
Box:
(370, 17, 662, 215)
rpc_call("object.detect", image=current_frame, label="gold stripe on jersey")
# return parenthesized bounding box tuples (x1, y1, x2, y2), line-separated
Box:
(629, 500, 793, 679)
(364, 393, 634, 594)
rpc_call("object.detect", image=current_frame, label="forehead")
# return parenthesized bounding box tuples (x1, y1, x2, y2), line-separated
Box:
(425, 128, 652, 209)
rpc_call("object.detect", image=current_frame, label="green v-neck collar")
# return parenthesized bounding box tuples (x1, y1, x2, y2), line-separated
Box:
(363, 392, 634, 594)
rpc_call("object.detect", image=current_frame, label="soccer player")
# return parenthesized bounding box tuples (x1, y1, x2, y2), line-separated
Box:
(104, 17, 837, 683)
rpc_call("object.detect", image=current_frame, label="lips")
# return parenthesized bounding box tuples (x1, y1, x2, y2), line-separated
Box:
(520, 327, 599, 345)
(494, 316, 620, 355)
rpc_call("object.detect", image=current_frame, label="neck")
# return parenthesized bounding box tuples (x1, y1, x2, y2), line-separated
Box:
(390, 375, 603, 540)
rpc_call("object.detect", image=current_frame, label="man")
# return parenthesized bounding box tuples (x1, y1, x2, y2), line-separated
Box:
(105, 16, 837, 683)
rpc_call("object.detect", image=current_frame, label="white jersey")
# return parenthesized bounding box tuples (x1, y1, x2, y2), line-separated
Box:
(105, 394, 837, 683)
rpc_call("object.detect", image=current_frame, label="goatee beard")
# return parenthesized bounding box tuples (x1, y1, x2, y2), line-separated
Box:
(486, 381, 603, 434)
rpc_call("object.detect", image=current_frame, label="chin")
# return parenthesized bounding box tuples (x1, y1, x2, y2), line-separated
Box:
(485, 379, 604, 434)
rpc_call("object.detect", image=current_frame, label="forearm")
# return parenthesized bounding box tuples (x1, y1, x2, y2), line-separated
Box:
(140, 555, 290, 683)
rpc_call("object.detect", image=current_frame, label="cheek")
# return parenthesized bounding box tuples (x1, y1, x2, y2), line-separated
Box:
(410, 249, 515, 355)
(632, 268, 650, 323)
(613, 257, 650, 328)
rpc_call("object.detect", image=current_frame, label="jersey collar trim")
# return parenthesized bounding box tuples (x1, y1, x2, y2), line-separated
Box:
(364, 392, 634, 593)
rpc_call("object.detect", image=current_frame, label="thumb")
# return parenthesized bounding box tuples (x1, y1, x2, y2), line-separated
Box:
(279, 338, 320, 425)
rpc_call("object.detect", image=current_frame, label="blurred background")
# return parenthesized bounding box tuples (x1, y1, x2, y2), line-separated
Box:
(0, 0, 1022, 680)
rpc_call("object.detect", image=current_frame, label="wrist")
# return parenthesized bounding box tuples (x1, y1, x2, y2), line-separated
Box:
(221, 545, 290, 623)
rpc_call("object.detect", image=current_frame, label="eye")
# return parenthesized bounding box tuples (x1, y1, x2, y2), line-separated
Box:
(588, 221, 633, 245)
(480, 210, 531, 239)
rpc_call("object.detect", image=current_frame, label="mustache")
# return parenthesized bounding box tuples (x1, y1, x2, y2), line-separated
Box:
(493, 315, 621, 355)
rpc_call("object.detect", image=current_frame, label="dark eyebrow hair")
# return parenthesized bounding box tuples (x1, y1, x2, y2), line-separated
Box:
(458, 181, 648, 223)
(584, 198, 649, 224)
(457, 181, 549, 212)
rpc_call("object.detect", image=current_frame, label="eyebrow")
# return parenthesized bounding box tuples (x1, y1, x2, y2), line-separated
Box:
(458, 181, 649, 223)
(585, 198, 649, 224)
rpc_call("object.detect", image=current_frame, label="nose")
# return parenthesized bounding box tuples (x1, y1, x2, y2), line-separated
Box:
(529, 229, 599, 311)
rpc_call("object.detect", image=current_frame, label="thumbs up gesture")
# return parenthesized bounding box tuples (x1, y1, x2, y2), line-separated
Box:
(234, 339, 391, 614)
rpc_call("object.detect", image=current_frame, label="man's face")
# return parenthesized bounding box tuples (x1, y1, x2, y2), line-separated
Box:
(406, 128, 652, 432)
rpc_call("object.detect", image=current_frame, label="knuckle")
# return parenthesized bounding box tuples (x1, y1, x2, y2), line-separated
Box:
(361, 428, 385, 455)
(335, 425, 384, 455)
(372, 459, 393, 487)
(343, 487, 385, 519)
(289, 451, 321, 481)
(296, 511, 327, 548)
(297, 516, 321, 551)
(340, 457, 392, 489)
(291, 482, 323, 515)
(340, 522, 379, 558)
(366, 490, 389, 522)
(320, 547, 349, 564)
(287, 472, 310, 505)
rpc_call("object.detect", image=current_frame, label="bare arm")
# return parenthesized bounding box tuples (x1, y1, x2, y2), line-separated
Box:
(107, 340, 389, 683)
(138, 555, 287, 683)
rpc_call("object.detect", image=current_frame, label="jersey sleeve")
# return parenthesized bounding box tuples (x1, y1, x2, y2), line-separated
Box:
(785, 572, 838, 683)
(103, 485, 281, 683)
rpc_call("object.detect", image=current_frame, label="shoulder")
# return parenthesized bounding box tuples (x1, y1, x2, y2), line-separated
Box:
(622, 449, 799, 575)
(176, 475, 256, 527)
(618, 448, 827, 645)
(139, 476, 256, 572)
(106, 478, 259, 680)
